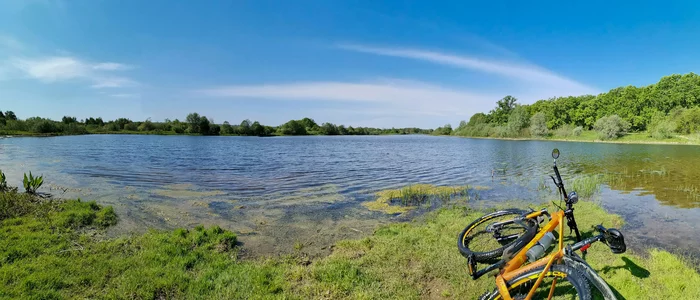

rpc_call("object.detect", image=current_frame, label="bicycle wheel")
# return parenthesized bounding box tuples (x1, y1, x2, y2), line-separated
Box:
(479, 264, 592, 300)
(563, 255, 618, 300)
(458, 209, 537, 263)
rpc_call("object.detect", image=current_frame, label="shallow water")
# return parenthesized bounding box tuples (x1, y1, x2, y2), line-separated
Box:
(1, 135, 699, 257)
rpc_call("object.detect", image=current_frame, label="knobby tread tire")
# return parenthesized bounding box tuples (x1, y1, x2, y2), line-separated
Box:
(481, 264, 592, 300)
(458, 209, 537, 262)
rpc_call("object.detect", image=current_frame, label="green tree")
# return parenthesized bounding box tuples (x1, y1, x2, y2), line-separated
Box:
(489, 96, 517, 124)
(280, 120, 307, 135)
(221, 121, 234, 135)
(594, 115, 630, 140)
(198, 117, 211, 135)
(434, 124, 452, 135)
(62, 116, 78, 124)
(507, 105, 529, 135)
(4, 111, 17, 121)
(319, 122, 339, 135)
(529, 112, 548, 137)
(238, 119, 251, 135)
(138, 119, 155, 131)
(250, 121, 264, 136)
(186, 113, 202, 133)
(113, 118, 132, 130)
(300, 118, 319, 132)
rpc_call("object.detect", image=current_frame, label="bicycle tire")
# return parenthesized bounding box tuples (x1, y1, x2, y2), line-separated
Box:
(458, 209, 537, 263)
(479, 264, 592, 300)
(563, 255, 618, 300)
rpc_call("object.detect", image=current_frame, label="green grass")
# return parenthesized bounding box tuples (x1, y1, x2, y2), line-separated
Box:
(362, 184, 485, 214)
(1, 190, 698, 299)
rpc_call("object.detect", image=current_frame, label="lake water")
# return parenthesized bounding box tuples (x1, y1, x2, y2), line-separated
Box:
(1, 135, 700, 258)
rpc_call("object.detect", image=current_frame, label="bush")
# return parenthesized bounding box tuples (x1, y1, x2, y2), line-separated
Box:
(675, 107, 700, 134)
(123, 122, 139, 131)
(137, 120, 156, 132)
(554, 124, 575, 137)
(104, 123, 120, 132)
(594, 115, 630, 140)
(32, 120, 60, 133)
(529, 112, 548, 137)
(573, 126, 583, 136)
(648, 111, 675, 139)
(507, 106, 529, 135)
(62, 123, 88, 134)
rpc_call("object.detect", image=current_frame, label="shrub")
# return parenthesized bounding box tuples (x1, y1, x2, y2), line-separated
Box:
(32, 120, 60, 133)
(137, 120, 156, 132)
(554, 124, 575, 137)
(594, 115, 630, 140)
(62, 123, 88, 134)
(573, 126, 583, 136)
(529, 112, 548, 137)
(104, 123, 120, 132)
(648, 111, 675, 139)
(173, 126, 185, 134)
(123, 122, 139, 131)
(507, 105, 529, 135)
(675, 107, 700, 134)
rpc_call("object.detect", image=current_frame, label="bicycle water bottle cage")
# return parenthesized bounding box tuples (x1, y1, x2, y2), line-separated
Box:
(603, 228, 626, 254)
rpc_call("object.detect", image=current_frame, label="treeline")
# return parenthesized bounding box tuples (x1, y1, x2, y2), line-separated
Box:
(0, 111, 432, 137)
(445, 73, 700, 140)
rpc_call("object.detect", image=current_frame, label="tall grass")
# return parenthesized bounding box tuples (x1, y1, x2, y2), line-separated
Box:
(363, 184, 482, 214)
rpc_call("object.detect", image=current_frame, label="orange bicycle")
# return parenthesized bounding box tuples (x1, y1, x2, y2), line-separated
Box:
(458, 149, 626, 300)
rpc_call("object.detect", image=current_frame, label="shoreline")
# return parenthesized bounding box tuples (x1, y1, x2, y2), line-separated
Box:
(2, 188, 698, 298)
(451, 134, 700, 146)
(6, 131, 699, 146)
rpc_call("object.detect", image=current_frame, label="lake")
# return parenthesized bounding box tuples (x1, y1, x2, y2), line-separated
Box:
(1, 134, 699, 257)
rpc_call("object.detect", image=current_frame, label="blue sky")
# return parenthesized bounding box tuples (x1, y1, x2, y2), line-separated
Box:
(1, 0, 699, 128)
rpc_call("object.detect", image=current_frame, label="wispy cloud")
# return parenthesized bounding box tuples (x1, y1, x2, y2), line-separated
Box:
(93, 62, 134, 71)
(0, 35, 24, 51)
(108, 93, 139, 98)
(91, 77, 138, 88)
(199, 80, 497, 117)
(337, 44, 598, 96)
(8, 55, 138, 88)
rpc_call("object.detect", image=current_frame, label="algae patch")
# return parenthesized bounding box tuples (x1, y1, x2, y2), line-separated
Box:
(152, 183, 225, 199)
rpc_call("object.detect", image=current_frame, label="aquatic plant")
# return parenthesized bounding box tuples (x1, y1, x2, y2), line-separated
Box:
(22, 172, 43, 194)
(0, 170, 7, 191)
(363, 184, 484, 214)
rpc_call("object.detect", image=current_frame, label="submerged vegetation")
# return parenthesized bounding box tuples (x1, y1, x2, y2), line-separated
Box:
(0, 110, 432, 137)
(446, 73, 700, 143)
(1, 183, 698, 298)
(362, 184, 487, 214)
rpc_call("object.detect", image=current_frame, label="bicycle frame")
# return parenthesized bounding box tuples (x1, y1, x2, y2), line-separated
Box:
(495, 209, 567, 300)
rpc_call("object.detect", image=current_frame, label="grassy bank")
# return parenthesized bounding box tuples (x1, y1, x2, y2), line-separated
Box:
(460, 129, 700, 146)
(1, 190, 698, 299)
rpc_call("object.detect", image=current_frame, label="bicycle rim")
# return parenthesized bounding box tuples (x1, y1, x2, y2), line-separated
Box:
(490, 264, 591, 300)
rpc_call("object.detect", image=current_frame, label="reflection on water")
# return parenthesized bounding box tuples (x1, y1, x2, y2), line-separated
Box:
(1, 135, 700, 257)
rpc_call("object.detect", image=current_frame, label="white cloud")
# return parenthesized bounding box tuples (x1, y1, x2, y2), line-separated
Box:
(11, 56, 88, 82)
(337, 44, 598, 97)
(8, 55, 138, 88)
(109, 93, 139, 98)
(91, 77, 138, 88)
(199, 80, 498, 117)
(93, 62, 133, 71)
